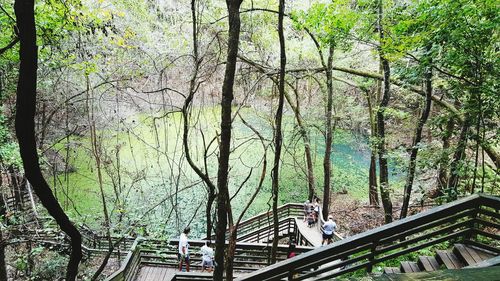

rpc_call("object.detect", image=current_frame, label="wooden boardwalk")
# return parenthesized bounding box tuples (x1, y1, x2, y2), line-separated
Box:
(294, 218, 323, 246)
(135, 266, 177, 281)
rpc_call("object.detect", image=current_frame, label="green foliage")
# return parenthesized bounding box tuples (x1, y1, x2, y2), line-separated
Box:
(290, 0, 359, 49)
(31, 251, 67, 281)
(0, 105, 21, 168)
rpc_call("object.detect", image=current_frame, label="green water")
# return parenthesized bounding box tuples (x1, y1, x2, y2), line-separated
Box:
(51, 107, 393, 238)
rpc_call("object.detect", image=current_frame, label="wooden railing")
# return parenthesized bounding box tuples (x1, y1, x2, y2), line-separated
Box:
(149, 239, 313, 271)
(105, 237, 315, 280)
(208, 203, 303, 242)
(236, 194, 500, 281)
(105, 238, 143, 281)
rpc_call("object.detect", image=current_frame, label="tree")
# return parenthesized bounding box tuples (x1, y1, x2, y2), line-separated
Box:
(375, 0, 393, 224)
(14, 0, 82, 279)
(270, 0, 286, 264)
(401, 60, 432, 218)
(214, 0, 243, 279)
(292, 0, 358, 221)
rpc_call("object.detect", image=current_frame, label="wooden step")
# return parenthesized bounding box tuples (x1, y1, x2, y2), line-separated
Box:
(418, 256, 440, 271)
(464, 255, 500, 269)
(384, 267, 400, 274)
(400, 261, 421, 273)
(436, 250, 465, 269)
(465, 244, 496, 261)
(454, 244, 486, 266)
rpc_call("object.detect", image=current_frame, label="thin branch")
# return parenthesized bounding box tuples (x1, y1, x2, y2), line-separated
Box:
(0, 37, 19, 56)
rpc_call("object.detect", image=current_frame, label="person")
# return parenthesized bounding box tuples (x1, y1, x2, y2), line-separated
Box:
(303, 200, 310, 222)
(307, 204, 315, 227)
(322, 216, 337, 246)
(200, 241, 214, 273)
(313, 199, 320, 223)
(287, 242, 297, 259)
(178, 226, 191, 272)
(287, 242, 298, 280)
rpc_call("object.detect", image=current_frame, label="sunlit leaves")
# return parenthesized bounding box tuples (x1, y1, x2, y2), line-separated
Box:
(291, 0, 359, 49)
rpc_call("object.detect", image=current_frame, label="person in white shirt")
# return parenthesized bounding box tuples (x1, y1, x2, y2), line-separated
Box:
(322, 216, 337, 245)
(178, 227, 191, 272)
(200, 241, 214, 273)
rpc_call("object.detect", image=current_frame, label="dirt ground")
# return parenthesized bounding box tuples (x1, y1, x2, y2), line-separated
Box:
(329, 193, 434, 238)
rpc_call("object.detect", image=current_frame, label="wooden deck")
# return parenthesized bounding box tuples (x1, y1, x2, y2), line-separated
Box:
(294, 218, 323, 247)
(135, 266, 178, 281)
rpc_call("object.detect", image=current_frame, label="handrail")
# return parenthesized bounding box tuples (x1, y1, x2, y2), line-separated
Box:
(105, 237, 143, 281)
(207, 203, 303, 240)
(236, 194, 500, 281)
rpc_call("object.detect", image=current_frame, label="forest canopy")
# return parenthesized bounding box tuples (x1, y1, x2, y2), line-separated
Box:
(0, 0, 498, 279)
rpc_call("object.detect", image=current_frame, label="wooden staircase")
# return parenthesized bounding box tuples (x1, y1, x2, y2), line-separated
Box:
(384, 243, 496, 274)
(237, 194, 500, 281)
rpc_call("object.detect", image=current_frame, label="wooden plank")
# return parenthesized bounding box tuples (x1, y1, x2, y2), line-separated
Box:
(135, 266, 147, 281)
(466, 245, 496, 261)
(158, 267, 167, 281)
(374, 265, 500, 281)
(418, 256, 439, 271)
(400, 261, 420, 273)
(400, 261, 412, 273)
(454, 244, 483, 265)
(436, 250, 464, 269)
(464, 255, 500, 268)
(409, 261, 421, 272)
(464, 240, 500, 255)
(384, 267, 400, 274)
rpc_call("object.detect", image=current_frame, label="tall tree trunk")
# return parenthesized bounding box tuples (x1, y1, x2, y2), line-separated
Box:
(365, 88, 379, 206)
(369, 154, 379, 205)
(400, 65, 433, 219)
(14, 0, 82, 279)
(448, 116, 470, 200)
(271, 0, 286, 264)
(437, 118, 454, 195)
(214, 0, 242, 279)
(0, 174, 7, 280)
(181, 0, 219, 241)
(377, 0, 393, 223)
(322, 44, 334, 221)
(206, 192, 215, 239)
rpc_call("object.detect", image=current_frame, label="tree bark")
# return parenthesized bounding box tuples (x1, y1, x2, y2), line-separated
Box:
(377, 0, 393, 224)
(369, 154, 379, 206)
(214, 0, 242, 279)
(322, 44, 335, 221)
(270, 0, 286, 264)
(437, 118, 454, 194)
(0, 173, 7, 281)
(365, 87, 379, 206)
(447, 117, 470, 200)
(400, 65, 433, 219)
(14, 0, 82, 279)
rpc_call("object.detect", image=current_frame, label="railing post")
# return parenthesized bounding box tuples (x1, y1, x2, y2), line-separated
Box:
(267, 247, 271, 265)
(367, 241, 377, 273)
(257, 216, 261, 242)
(466, 203, 480, 242)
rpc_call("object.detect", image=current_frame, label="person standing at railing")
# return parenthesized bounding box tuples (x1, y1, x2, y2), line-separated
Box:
(321, 216, 337, 246)
(178, 226, 191, 272)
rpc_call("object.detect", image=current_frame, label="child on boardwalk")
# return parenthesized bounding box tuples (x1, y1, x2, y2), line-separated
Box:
(178, 227, 191, 272)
